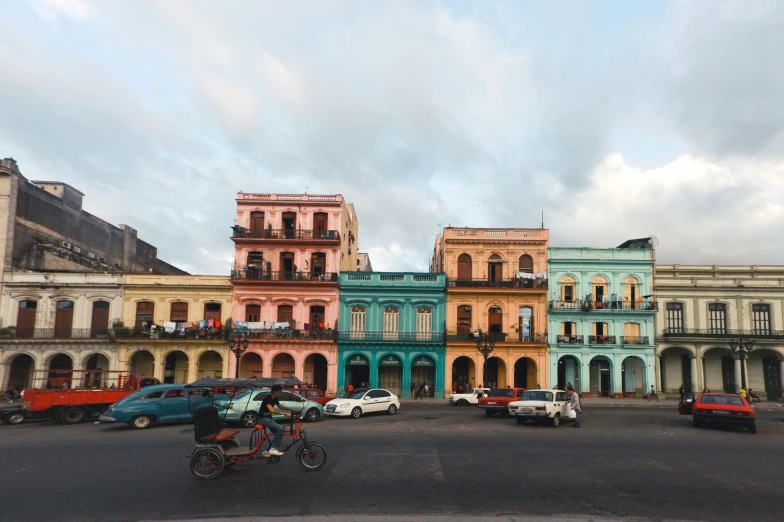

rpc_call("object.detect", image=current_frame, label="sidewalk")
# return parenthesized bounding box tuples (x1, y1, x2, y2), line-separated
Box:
(399, 397, 784, 411)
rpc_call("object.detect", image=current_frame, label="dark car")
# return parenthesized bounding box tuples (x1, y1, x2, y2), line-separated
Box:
(0, 401, 26, 425)
(678, 392, 756, 433)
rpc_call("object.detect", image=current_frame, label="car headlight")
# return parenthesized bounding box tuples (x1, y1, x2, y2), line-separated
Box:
(338, 403, 350, 408)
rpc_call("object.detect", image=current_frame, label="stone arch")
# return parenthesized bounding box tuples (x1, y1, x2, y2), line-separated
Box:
(3, 352, 38, 390)
(271, 351, 296, 378)
(621, 355, 647, 396)
(589, 355, 613, 397)
(483, 355, 507, 388)
(197, 350, 223, 379)
(304, 352, 329, 391)
(451, 355, 476, 390)
(513, 356, 538, 388)
(239, 351, 263, 378)
(163, 349, 190, 384)
(128, 349, 155, 378)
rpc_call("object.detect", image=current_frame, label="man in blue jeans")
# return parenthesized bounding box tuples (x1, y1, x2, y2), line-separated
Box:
(259, 385, 291, 456)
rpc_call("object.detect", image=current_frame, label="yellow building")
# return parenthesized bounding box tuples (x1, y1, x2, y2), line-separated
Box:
(117, 275, 233, 384)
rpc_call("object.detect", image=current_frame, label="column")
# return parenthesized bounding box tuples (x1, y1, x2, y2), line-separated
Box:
(294, 353, 305, 381)
(221, 353, 230, 380)
(401, 358, 412, 399)
(780, 360, 784, 395)
(0, 361, 7, 390)
(335, 353, 345, 396)
(369, 354, 379, 389)
(742, 357, 750, 390)
(612, 358, 623, 398)
(581, 361, 591, 397)
(690, 357, 698, 393)
(444, 354, 453, 395)
(655, 356, 663, 396)
(153, 356, 166, 383)
(187, 356, 198, 382)
(734, 358, 742, 392)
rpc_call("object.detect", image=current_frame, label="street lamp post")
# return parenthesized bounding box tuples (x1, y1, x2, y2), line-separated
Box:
(475, 329, 496, 388)
(729, 337, 754, 391)
(228, 331, 250, 378)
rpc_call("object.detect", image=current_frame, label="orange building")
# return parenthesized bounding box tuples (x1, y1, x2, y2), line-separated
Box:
(431, 227, 549, 391)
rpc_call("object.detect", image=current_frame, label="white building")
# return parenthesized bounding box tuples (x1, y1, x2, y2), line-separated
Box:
(655, 265, 784, 400)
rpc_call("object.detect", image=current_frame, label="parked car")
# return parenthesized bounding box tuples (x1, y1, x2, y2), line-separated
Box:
(0, 400, 26, 425)
(215, 389, 324, 427)
(99, 384, 215, 429)
(478, 388, 526, 417)
(449, 387, 490, 406)
(678, 392, 756, 433)
(508, 389, 575, 426)
(294, 388, 331, 406)
(325, 388, 400, 418)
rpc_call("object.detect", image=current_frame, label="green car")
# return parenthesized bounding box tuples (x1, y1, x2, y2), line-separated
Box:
(215, 389, 324, 427)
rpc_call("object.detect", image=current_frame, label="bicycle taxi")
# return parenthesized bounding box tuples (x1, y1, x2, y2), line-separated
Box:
(186, 376, 327, 480)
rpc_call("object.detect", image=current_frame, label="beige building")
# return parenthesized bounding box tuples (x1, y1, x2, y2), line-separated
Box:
(0, 272, 123, 390)
(118, 275, 233, 384)
(655, 265, 784, 400)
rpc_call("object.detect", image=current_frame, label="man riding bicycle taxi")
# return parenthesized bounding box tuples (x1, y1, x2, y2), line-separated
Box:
(259, 384, 291, 457)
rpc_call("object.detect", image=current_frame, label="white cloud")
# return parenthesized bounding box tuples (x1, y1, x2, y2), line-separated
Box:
(31, 0, 95, 22)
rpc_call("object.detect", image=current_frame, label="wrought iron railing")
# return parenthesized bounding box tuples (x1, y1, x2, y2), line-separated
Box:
(232, 227, 340, 241)
(337, 331, 444, 342)
(231, 270, 338, 282)
(621, 336, 650, 345)
(232, 328, 337, 340)
(588, 335, 617, 345)
(448, 278, 547, 289)
(111, 327, 227, 340)
(1, 328, 100, 339)
(549, 300, 658, 311)
(557, 335, 584, 344)
(662, 328, 784, 340)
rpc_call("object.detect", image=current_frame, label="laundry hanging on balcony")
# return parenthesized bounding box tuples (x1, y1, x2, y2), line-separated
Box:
(515, 272, 547, 280)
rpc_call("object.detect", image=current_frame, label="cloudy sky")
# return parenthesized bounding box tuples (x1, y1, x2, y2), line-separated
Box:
(2, 0, 783, 274)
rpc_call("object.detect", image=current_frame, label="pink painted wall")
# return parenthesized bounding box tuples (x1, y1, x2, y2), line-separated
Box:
(234, 246, 340, 274)
(231, 286, 340, 329)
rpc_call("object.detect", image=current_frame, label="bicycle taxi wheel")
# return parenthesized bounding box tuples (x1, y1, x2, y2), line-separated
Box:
(190, 447, 225, 479)
(297, 443, 327, 471)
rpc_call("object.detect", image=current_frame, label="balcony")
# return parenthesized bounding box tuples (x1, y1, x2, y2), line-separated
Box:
(337, 331, 444, 342)
(112, 326, 227, 341)
(231, 227, 340, 241)
(0, 328, 103, 340)
(231, 327, 337, 341)
(621, 336, 651, 345)
(447, 278, 547, 289)
(340, 272, 446, 288)
(445, 331, 547, 343)
(557, 335, 584, 345)
(662, 328, 784, 341)
(549, 300, 658, 312)
(231, 270, 338, 283)
(588, 335, 617, 345)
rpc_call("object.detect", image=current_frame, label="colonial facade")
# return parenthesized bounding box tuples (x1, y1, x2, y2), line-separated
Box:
(117, 274, 233, 384)
(336, 272, 446, 397)
(655, 265, 784, 400)
(0, 272, 124, 390)
(548, 241, 657, 398)
(432, 227, 549, 391)
(229, 193, 360, 396)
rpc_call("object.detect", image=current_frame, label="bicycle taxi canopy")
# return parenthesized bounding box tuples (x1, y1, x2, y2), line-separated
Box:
(186, 376, 303, 389)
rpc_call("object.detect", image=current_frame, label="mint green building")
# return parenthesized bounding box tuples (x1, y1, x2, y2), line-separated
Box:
(337, 272, 446, 398)
(548, 239, 657, 397)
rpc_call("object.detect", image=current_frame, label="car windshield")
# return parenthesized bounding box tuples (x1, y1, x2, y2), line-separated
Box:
(520, 391, 553, 401)
(488, 389, 514, 398)
(345, 390, 367, 399)
(700, 395, 745, 406)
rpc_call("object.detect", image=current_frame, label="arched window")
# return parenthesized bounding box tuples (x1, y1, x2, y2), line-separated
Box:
(457, 254, 472, 280)
(518, 306, 533, 342)
(592, 275, 608, 304)
(623, 276, 640, 308)
(350, 307, 366, 339)
(488, 254, 503, 282)
(383, 307, 399, 340)
(170, 302, 188, 323)
(416, 308, 433, 340)
(560, 275, 576, 303)
(518, 254, 534, 273)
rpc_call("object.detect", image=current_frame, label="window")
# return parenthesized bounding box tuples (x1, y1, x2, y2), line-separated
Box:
(623, 322, 641, 342)
(249, 211, 265, 233)
(752, 304, 771, 334)
(247, 251, 263, 264)
(516, 390, 524, 398)
(17, 300, 38, 336)
(279, 391, 295, 402)
(170, 302, 188, 322)
(135, 301, 154, 328)
(623, 276, 640, 307)
(561, 322, 575, 336)
(55, 300, 75, 338)
(457, 305, 472, 335)
(708, 303, 727, 333)
(457, 254, 472, 280)
(518, 254, 533, 273)
(556, 392, 568, 401)
(592, 275, 608, 303)
(350, 307, 366, 339)
(560, 275, 576, 302)
(592, 322, 607, 336)
(164, 389, 185, 398)
(253, 392, 270, 401)
(277, 305, 293, 324)
(144, 391, 164, 399)
(245, 304, 261, 322)
(519, 306, 533, 342)
(383, 307, 399, 340)
(488, 254, 503, 281)
(666, 303, 684, 333)
(416, 308, 432, 340)
(376, 390, 391, 398)
(204, 303, 221, 322)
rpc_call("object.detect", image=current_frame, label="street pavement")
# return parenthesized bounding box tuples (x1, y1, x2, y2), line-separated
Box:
(1, 405, 783, 522)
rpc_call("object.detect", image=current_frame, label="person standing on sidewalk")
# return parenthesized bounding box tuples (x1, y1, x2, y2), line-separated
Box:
(568, 386, 581, 428)
(678, 385, 685, 402)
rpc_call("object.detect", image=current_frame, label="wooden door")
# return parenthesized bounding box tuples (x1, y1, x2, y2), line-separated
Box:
(249, 211, 265, 233)
(90, 301, 110, 337)
(457, 254, 472, 280)
(282, 212, 297, 237)
(457, 305, 472, 335)
(55, 301, 75, 338)
(277, 305, 293, 325)
(488, 306, 503, 333)
(245, 304, 260, 322)
(204, 303, 222, 323)
(16, 301, 37, 338)
(309, 306, 325, 331)
(135, 301, 154, 328)
(170, 302, 188, 322)
(313, 212, 328, 235)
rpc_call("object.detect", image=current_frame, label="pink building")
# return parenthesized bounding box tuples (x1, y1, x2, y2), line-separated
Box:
(229, 193, 360, 395)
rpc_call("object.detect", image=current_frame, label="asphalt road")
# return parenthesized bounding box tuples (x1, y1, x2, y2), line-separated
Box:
(1, 405, 783, 522)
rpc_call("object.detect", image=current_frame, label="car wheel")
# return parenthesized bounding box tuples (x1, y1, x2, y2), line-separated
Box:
(350, 407, 362, 419)
(3, 411, 26, 425)
(749, 423, 757, 434)
(457, 399, 468, 406)
(551, 413, 561, 427)
(241, 411, 259, 428)
(130, 415, 153, 429)
(692, 417, 701, 428)
(485, 410, 495, 417)
(387, 404, 397, 415)
(305, 409, 320, 422)
(516, 417, 526, 425)
(60, 407, 86, 425)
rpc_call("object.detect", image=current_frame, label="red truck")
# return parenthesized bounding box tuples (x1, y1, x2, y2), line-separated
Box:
(12, 370, 159, 425)
(478, 388, 527, 417)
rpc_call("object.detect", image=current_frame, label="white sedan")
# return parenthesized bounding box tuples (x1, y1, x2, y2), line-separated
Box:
(508, 389, 575, 427)
(325, 388, 400, 418)
(449, 387, 490, 406)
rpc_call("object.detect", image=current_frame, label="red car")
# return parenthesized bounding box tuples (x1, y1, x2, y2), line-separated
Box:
(294, 388, 331, 406)
(678, 392, 756, 433)
(478, 388, 526, 417)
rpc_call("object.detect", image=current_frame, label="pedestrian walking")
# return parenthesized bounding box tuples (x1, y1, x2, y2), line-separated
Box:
(647, 385, 658, 402)
(424, 383, 429, 398)
(568, 386, 581, 428)
(678, 385, 685, 402)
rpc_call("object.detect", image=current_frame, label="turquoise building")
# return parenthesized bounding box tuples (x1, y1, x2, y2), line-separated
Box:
(337, 272, 446, 398)
(547, 239, 657, 397)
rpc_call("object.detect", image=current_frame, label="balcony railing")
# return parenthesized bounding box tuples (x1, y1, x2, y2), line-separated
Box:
(231, 227, 340, 241)
(448, 278, 547, 289)
(588, 335, 617, 345)
(662, 328, 784, 340)
(549, 300, 658, 312)
(337, 331, 444, 342)
(557, 335, 584, 344)
(111, 327, 227, 340)
(231, 270, 338, 282)
(0, 328, 100, 339)
(231, 327, 337, 340)
(445, 331, 547, 343)
(621, 336, 650, 345)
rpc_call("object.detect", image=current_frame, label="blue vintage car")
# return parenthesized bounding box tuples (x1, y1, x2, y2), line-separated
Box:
(98, 384, 217, 429)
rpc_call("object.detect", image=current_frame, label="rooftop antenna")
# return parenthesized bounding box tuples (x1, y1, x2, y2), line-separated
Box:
(541, 211, 544, 229)
(304, 186, 309, 194)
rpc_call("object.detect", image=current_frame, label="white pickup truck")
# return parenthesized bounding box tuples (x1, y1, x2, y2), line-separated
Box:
(448, 388, 490, 406)
(508, 389, 576, 427)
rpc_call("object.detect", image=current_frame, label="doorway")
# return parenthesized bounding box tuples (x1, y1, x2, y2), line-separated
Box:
(457, 305, 472, 335)
(590, 358, 611, 397)
(313, 212, 328, 236)
(54, 301, 75, 338)
(378, 355, 403, 395)
(457, 254, 472, 280)
(282, 212, 297, 238)
(309, 305, 325, 332)
(344, 354, 370, 390)
(488, 255, 502, 281)
(721, 356, 736, 393)
(16, 300, 37, 338)
(763, 358, 781, 401)
(488, 306, 503, 334)
(279, 252, 295, 278)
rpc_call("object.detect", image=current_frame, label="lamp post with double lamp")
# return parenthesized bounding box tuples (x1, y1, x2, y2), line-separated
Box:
(228, 331, 250, 378)
(729, 337, 755, 391)
(475, 329, 496, 389)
